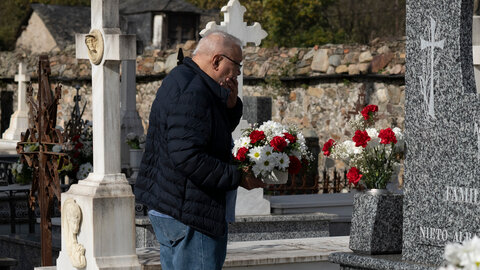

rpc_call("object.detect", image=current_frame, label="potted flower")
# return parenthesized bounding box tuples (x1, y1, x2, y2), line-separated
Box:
(232, 121, 311, 185)
(126, 132, 145, 179)
(322, 104, 404, 255)
(11, 160, 33, 185)
(60, 121, 93, 184)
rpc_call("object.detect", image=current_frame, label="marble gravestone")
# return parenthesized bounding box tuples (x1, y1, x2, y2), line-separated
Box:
(404, 0, 480, 265)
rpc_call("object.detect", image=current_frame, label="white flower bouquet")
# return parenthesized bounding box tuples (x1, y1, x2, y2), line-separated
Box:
(232, 121, 311, 184)
(126, 132, 146, 149)
(439, 236, 480, 270)
(322, 105, 404, 190)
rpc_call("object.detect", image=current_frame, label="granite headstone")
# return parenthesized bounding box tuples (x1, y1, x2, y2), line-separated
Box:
(404, 0, 480, 265)
(242, 96, 272, 125)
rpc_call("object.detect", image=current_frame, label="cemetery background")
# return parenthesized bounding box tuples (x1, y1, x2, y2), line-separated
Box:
(0, 39, 406, 174)
(0, 1, 408, 269)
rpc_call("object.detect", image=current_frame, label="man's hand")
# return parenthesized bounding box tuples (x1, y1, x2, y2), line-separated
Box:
(221, 77, 238, 108)
(240, 167, 266, 190)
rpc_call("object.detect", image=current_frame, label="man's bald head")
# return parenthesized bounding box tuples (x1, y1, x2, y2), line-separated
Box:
(192, 31, 243, 84)
(193, 31, 242, 57)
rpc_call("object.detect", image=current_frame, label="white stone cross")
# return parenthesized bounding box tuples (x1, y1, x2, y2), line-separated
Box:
(200, 0, 269, 216)
(420, 17, 445, 119)
(2, 62, 30, 141)
(57, 0, 140, 269)
(75, 0, 136, 176)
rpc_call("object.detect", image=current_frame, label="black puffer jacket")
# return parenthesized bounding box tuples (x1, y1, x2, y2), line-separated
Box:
(135, 57, 243, 238)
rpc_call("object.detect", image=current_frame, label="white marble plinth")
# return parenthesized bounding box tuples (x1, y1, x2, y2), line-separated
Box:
(56, 173, 141, 270)
(235, 187, 270, 216)
(2, 110, 28, 141)
(0, 139, 18, 152)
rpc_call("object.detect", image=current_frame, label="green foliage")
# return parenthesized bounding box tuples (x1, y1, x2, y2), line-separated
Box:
(188, 0, 405, 47)
(0, 0, 89, 51)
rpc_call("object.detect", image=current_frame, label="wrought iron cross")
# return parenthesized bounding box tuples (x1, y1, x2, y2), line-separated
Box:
(17, 55, 67, 266)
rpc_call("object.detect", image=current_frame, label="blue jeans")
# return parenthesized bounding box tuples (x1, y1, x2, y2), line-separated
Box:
(149, 213, 228, 270)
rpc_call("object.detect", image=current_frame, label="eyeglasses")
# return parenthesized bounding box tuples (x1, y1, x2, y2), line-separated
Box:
(221, 54, 242, 69)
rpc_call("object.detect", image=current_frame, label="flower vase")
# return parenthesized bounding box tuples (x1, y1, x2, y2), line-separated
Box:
(129, 149, 144, 180)
(263, 169, 288, 184)
(349, 189, 403, 255)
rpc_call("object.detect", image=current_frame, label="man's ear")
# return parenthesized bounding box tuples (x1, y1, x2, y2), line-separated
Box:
(212, 55, 221, 70)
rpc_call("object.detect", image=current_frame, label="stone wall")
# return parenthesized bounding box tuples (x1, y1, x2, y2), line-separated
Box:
(0, 38, 405, 168)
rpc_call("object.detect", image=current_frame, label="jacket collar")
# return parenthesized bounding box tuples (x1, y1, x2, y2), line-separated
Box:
(183, 57, 229, 103)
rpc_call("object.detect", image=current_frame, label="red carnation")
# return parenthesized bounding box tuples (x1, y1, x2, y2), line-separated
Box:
(322, 139, 335, 156)
(352, 130, 371, 148)
(74, 142, 84, 150)
(249, 130, 265, 144)
(283, 132, 296, 144)
(361, 104, 378, 120)
(378, 128, 397, 145)
(72, 135, 80, 142)
(235, 147, 248, 162)
(270, 136, 288, 152)
(288, 156, 302, 175)
(347, 167, 362, 186)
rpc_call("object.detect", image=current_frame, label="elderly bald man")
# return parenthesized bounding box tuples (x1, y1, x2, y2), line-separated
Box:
(135, 31, 264, 270)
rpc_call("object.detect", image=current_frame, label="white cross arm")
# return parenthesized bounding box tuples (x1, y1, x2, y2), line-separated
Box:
(200, 22, 267, 46)
(473, 45, 480, 65)
(14, 62, 30, 82)
(76, 32, 136, 61)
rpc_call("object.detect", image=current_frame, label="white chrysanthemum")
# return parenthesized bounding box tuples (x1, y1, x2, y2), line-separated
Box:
(457, 236, 480, 269)
(17, 163, 23, 172)
(272, 152, 289, 170)
(392, 127, 405, 152)
(233, 137, 250, 156)
(263, 146, 274, 158)
(76, 162, 93, 180)
(445, 242, 463, 266)
(126, 132, 137, 141)
(252, 163, 264, 177)
(139, 134, 147, 144)
(365, 128, 380, 149)
(392, 127, 403, 141)
(52, 144, 62, 153)
(81, 141, 93, 156)
(258, 156, 275, 173)
(248, 146, 264, 162)
(259, 121, 286, 141)
(297, 132, 306, 145)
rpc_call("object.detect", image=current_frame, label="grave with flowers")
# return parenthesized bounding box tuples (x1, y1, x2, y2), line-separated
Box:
(323, 104, 404, 255)
(330, 0, 480, 269)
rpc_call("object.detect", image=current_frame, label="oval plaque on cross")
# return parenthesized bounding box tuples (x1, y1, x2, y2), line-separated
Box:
(85, 29, 104, 65)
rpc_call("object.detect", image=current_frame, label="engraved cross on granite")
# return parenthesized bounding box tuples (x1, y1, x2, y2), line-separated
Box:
(420, 17, 445, 120)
